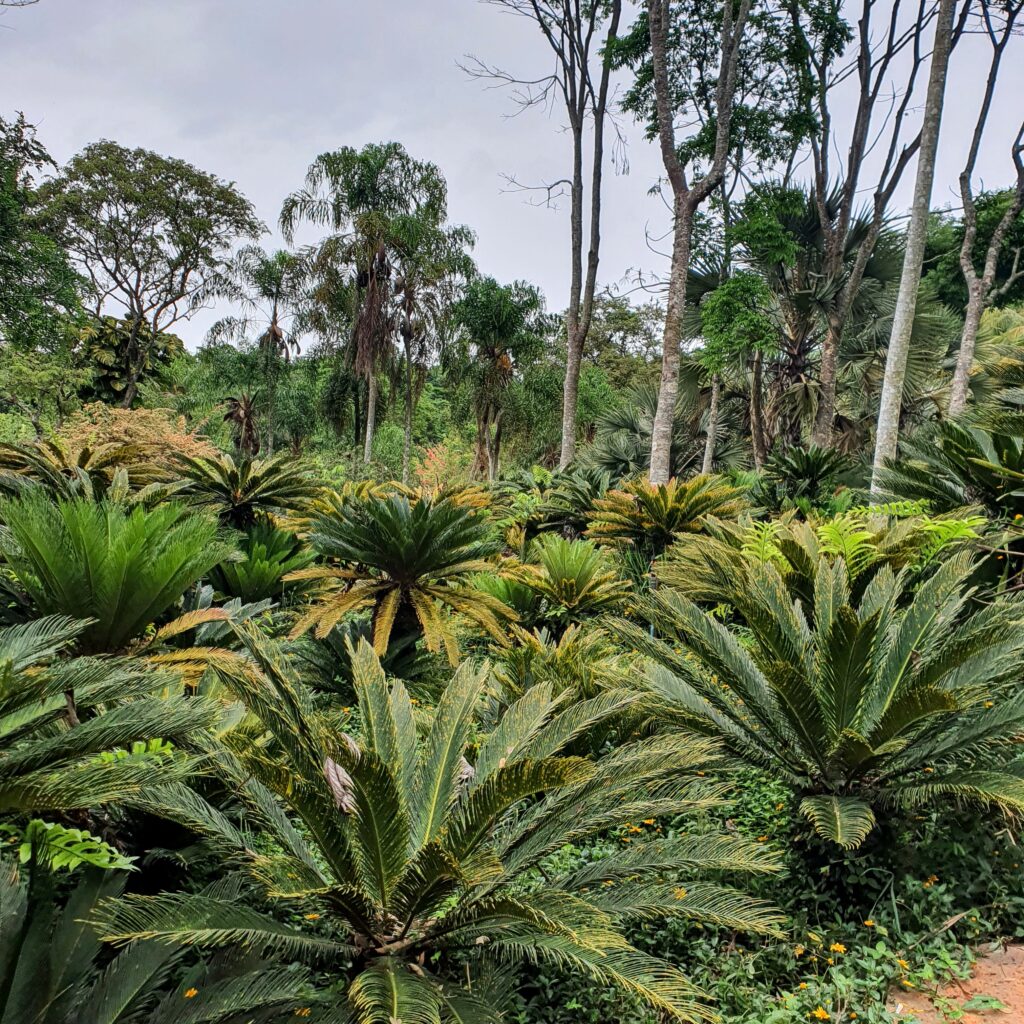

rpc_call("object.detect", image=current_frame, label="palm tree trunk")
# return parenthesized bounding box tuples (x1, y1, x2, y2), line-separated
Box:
(811, 313, 841, 449)
(750, 349, 768, 469)
(701, 374, 721, 474)
(871, 0, 955, 492)
(363, 373, 378, 464)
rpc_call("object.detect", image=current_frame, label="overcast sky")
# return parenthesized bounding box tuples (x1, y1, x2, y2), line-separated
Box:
(3, 0, 1022, 347)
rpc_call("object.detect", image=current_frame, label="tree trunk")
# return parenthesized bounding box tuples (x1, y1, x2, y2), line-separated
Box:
(811, 312, 841, 448)
(701, 374, 721, 474)
(948, 282, 986, 416)
(485, 409, 503, 482)
(352, 378, 363, 449)
(472, 417, 488, 480)
(363, 373, 377, 464)
(649, 197, 694, 483)
(559, 322, 583, 470)
(750, 349, 768, 469)
(402, 340, 414, 485)
(870, 0, 955, 493)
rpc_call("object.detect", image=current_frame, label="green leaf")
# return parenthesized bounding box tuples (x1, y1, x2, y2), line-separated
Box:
(799, 795, 876, 849)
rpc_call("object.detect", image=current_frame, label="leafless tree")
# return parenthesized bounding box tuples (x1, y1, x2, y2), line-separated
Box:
(871, 0, 958, 492)
(947, 0, 1024, 417)
(645, 0, 752, 484)
(785, 0, 950, 448)
(463, 0, 622, 470)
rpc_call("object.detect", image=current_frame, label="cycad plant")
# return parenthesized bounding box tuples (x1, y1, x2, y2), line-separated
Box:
(176, 451, 320, 528)
(209, 520, 315, 603)
(877, 420, 1024, 521)
(0, 496, 233, 655)
(289, 492, 513, 661)
(0, 859, 318, 1024)
(507, 534, 631, 637)
(659, 508, 986, 611)
(0, 616, 219, 816)
(587, 475, 748, 562)
(617, 553, 1024, 849)
(94, 640, 782, 1023)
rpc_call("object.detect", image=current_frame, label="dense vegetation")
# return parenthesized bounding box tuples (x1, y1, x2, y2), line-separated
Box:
(5, 0, 1024, 1021)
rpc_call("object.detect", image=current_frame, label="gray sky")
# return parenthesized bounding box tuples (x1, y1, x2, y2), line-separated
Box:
(3, 1, 1022, 347)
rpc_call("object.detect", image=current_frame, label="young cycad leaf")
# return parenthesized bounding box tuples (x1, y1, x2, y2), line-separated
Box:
(799, 795, 876, 849)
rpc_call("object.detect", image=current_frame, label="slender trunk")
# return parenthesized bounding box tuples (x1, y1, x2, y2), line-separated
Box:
(750, 349, 767, 469)
(119, 314, 147, 408)
(472, 417, 488, 480)
(811, 313, 842, 448)
(352, 378, 362, 449)
(871, 0, 955, 493)
(948, 283, 986, 416)
(402, 339, 414, 485)
(649, 197, 694, 483)
(701, 374, 721, 474)
(363, 373, 377, 464)
(560, 324, 583, 470)
(485, 408, 503, 482)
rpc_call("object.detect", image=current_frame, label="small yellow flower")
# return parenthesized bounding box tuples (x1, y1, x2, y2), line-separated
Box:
(642, 818, 656, 825)
(757, 835, 768, 842)
(798, 982, 808, 990)
(923, 767, 934, 773)
(673, 887, 688, 900)
(811, 1008, 830, 1021)
(863, 919, 874, 928)
(829, 942, 846, 954)
(902, 979, 915, 989)
(776, 802, 785, 811)
(896, 958, 910, 970)
(985, 701, 994, 708)
(621, 836, 632, 843)
(304, 912, 320, 920)
(826, 957, 835, 965)
(794, 944, 806, 957)
(184, 988, 199, 999)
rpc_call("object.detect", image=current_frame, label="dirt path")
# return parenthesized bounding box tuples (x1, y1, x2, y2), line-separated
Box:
(890, 945, 1024, 1021)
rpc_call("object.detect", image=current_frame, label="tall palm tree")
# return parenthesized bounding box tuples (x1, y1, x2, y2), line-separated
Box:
(391, 214, 475, 483)
(617, 551, 1024, 849)
(207, 245, 309, 454)
(281, 143, 449, 463)
(94, 640, 782, 1023)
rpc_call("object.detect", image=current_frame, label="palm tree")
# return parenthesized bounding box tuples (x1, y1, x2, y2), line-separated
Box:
(586, 475, 748, 561)
(288, 492, 513, 662)
(617, 551, 1024, 849)
(176, 450, 320, 528)
(0, 496, 233, 656)
(208, 519, 315, 604)
(0, 615, 219, 814)
(207, 245, 309, 454)
(281, 143, 449, 463)
(449, 277, 547, 481)
(94, 640, 782, 1023)
(392, 214, 475, 483)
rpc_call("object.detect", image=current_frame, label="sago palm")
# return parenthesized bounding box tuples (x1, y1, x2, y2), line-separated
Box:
(587, 475, 748, 561)
(659, 508, 986, 611)
(0, 615, 219, 815)
(617, 552, 1024, 849)
(176, 450, 321, 528)
(208, 520, 315, 604)
(0, 860, 318, 1024)
(94, 640, 782, 1023)
(507, 534, 631, 637)
(0, 496, 233, 655)
(289, 492, 513, 661)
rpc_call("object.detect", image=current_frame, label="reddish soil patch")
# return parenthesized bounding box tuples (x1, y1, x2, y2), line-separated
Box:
(889, 944, 1024, 1021)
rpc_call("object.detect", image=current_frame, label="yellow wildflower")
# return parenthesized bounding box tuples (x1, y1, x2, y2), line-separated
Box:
(863, 920, 874, 927)
(798, 982, 808, 990)
(673, 887, 688, 900)
(794, 944, 806, 957)
(304, 912, 320, 920)
(896, 959, 910, 970)
(184, 988, 199, 999)
(811, 1008, 830, 1021)
(829, 942, 846, 954)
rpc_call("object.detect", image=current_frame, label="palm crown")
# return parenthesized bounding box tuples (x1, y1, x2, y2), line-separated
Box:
(94, 639, 782, 1023)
